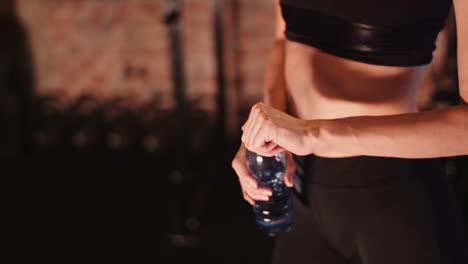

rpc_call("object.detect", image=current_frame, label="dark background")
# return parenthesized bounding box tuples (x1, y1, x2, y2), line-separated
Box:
(1, 1, 467, 264)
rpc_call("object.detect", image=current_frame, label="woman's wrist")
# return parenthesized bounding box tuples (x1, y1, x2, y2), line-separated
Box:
(305, 118, 364, 157)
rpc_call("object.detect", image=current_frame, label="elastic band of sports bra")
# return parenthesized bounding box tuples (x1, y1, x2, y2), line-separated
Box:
(281, 4, 445, 66)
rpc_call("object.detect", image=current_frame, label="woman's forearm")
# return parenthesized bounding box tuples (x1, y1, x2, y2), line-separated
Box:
(315, 104, 468, 158)
(263, 39, 288, 111)
(263, 2, 288, 112)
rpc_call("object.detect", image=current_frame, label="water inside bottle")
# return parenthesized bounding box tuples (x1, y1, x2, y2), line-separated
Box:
(245, 151, 294, 236)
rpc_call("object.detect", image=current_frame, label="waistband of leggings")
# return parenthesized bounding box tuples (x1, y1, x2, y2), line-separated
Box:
(294, 155, 445, 187)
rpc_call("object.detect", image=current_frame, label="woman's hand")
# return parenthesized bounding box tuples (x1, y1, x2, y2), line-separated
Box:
(241, 102, 319, 157)
(231, 144, 296, 205)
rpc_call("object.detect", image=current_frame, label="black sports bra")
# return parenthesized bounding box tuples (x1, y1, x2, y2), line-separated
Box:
(280, 0, 453, 66)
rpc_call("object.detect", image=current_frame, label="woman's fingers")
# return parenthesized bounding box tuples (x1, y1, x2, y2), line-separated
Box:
(237, 173, 273, 201)
(284, 153, 296, 187)
(239, 180, 272, 202)
(242, 104, 260, 145)
(245, 109, 278, 155)
(241, 182, 273, 201)
(255, 143, 286, 157)
(266, 141, 279, 152)
(242, 103, 284, 155)
(242, 191, 255, 206)
(232, 151, 272, 203)
(250, 114, 269, 150)
(242, 102, 316, 156)
(241, 188, 273, 206)
(242, 103, 271, 148)
(232, 158, 257, 188)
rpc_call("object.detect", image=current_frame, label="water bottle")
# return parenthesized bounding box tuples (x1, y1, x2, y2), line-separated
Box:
(245, 150, 294, 236)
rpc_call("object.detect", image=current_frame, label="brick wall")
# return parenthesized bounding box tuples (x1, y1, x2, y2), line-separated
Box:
(17, 0, 180, 109)
(16, 0, 274, 112)
(15, 0, 455, 126)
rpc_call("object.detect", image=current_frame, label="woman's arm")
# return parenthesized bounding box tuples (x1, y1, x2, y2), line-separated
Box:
(316, 104, 468, 158)
(241, 101, 467, 159)
(232, 3, 294, 206)
(262, 2, 288, 111)
(453, 0, 468, 102)
(315, 0, 468, 159)
(241, 1, 468, 159)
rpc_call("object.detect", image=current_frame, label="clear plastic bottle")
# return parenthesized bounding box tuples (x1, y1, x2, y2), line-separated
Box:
(245, 150, 294, 236)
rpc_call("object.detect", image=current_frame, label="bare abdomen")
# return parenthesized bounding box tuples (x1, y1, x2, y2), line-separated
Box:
(284, 41, 426, 120)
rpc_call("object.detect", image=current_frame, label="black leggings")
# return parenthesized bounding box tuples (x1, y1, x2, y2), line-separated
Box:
(272, 155, 468, 264)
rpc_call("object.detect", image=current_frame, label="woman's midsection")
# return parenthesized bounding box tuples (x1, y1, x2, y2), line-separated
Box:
(285, 41, 427, 120)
